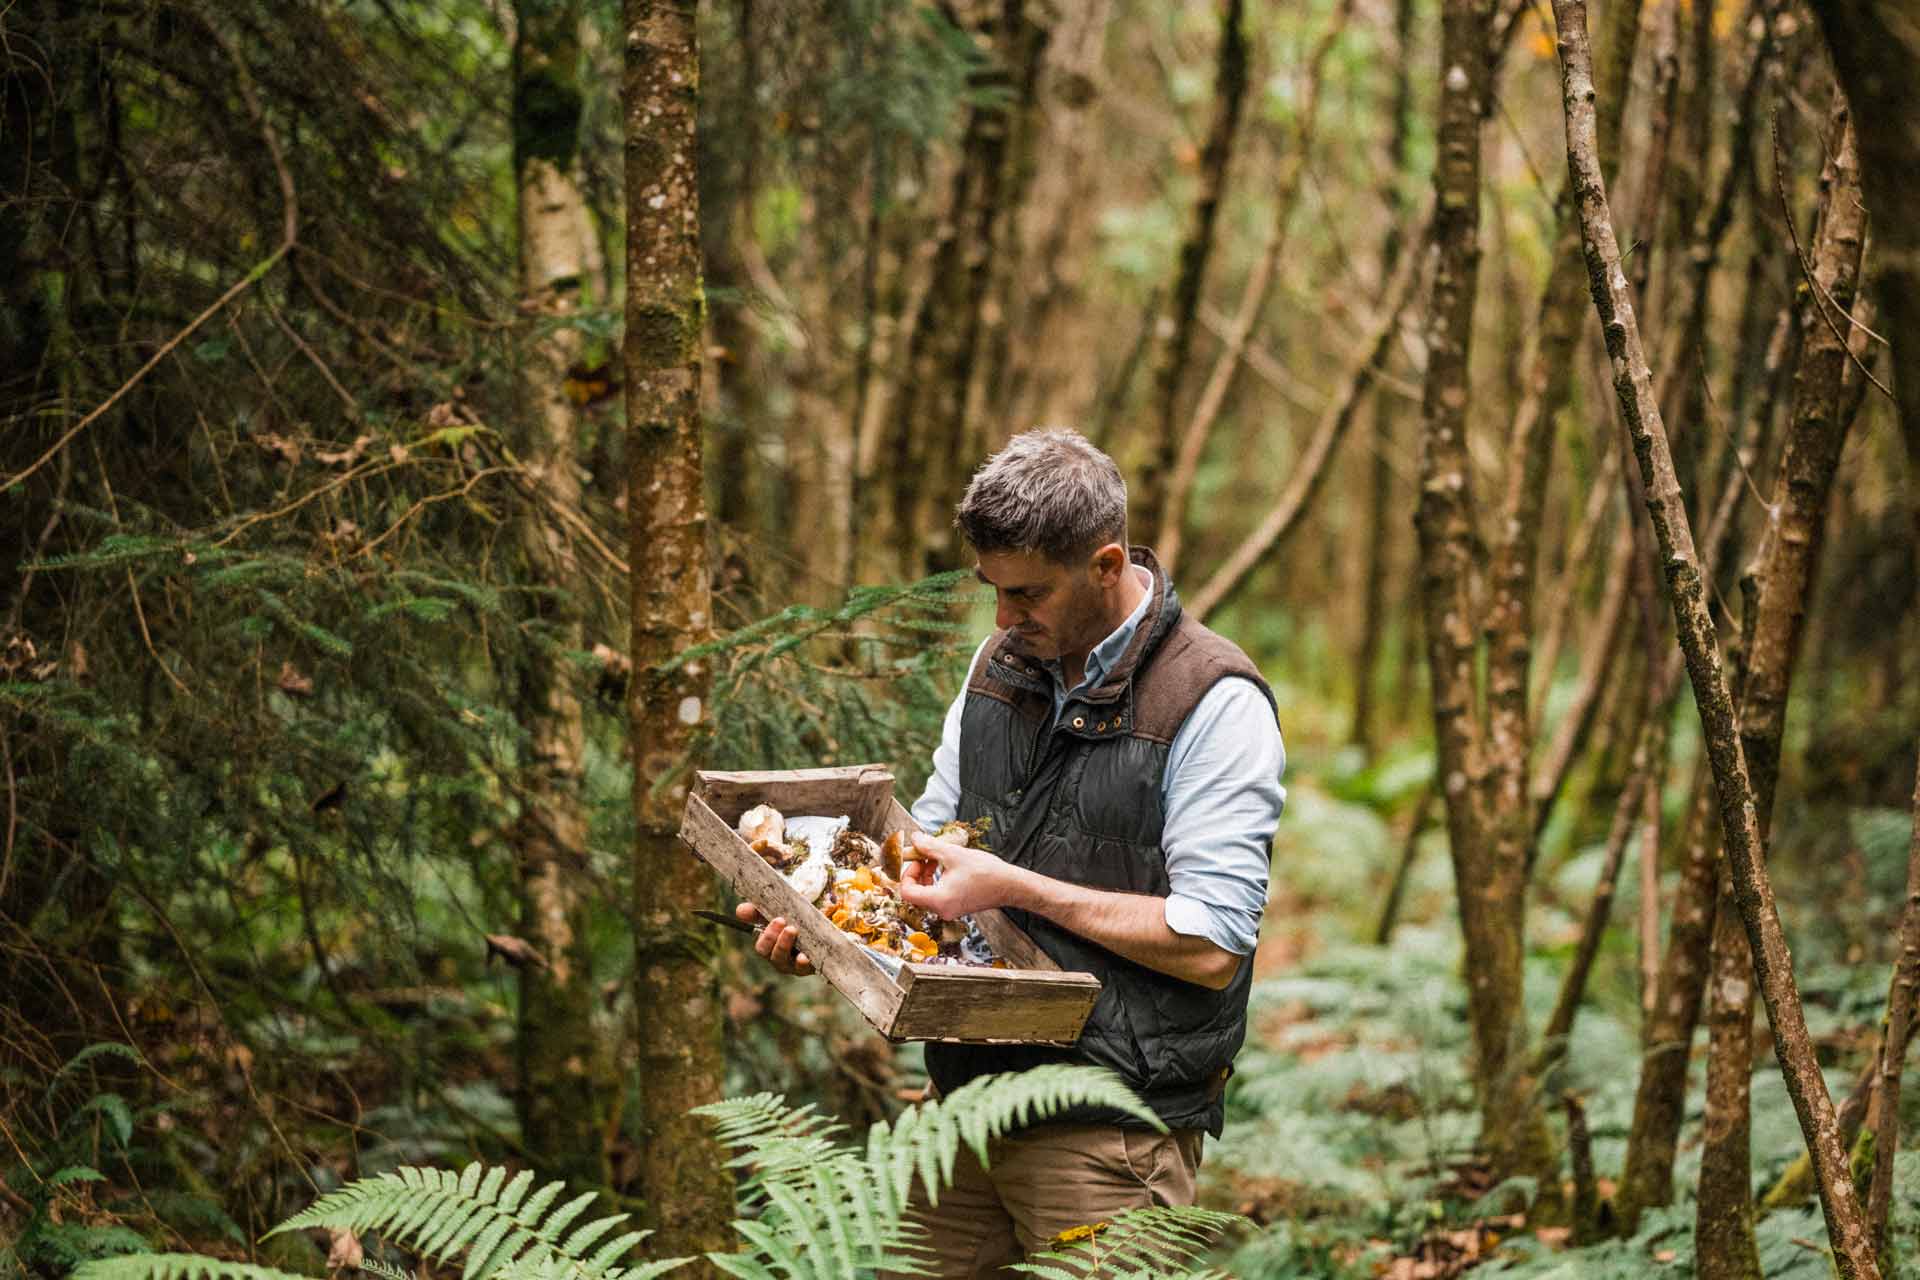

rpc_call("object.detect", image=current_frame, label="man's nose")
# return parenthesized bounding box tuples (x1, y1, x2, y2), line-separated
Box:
(995, 595, 1022, 631)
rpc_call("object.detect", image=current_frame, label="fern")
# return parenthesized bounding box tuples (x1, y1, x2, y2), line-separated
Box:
(697, 1064, 1178, 1279)
(1009, 1205, 1245, 1280)
(263, 1164, 688, 1280)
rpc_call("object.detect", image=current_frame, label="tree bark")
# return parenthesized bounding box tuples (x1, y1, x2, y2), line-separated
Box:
(887, 2, 1041, 577)
(1807, 0, 1920, 474)
(623, 0, 731, 1261)
(1550, 2, 1879, 1270)
(1408, 0, 1557, 1185)
(1696, 92, 1866, 1277)
(1132, 0, 1249, 545)
(511, 0, 611, 1189)
(1002, 0, 1114, 436)
(1869, 765, 1920, 1265)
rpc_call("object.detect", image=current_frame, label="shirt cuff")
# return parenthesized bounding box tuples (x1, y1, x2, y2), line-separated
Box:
(1164, 893, 1257, 956)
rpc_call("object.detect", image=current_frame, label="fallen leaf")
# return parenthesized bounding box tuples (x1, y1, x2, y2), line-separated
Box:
(278, 662, 314, 697)
(327, 1230, 363, 1271)
(256, 433, 303, 465)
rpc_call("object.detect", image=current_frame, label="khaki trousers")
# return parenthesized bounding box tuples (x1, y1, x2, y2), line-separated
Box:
(879, 1124, 1204, 1280)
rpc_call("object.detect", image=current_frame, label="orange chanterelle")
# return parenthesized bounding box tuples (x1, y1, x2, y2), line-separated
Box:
(735, 805, 998, 966)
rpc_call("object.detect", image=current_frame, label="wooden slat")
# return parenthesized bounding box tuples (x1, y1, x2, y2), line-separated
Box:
(697, 765, 895, 832)
(679, 790, 905, 1034)
(889, 964, 1100, 1043)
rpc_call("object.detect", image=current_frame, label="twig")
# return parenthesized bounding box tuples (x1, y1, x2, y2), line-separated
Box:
(1189, 222, 1432, 621)
(1771, 113, 1893, 400)
(0, 18, 298, 496)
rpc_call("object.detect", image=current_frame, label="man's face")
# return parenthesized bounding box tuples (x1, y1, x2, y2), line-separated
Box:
(975, 548, 1111, 662)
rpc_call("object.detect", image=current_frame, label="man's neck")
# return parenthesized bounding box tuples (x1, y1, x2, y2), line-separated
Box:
(1061, 564, 1148, 691)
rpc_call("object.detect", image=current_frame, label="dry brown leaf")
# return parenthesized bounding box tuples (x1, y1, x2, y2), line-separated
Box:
(277, 662, 314, 697)
(327, 1230, 363, 1271)
(256, 433, 304, 465)
(314, 435, 373, 467)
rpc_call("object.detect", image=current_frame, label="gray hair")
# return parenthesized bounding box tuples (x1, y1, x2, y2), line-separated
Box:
(954, 428, 1128, 563)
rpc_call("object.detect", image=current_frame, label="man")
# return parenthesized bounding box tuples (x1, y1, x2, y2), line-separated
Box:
(741, 428, 1285, 1276)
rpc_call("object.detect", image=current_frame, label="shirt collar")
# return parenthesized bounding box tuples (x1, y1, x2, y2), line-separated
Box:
(1046, 565, 1154, 694)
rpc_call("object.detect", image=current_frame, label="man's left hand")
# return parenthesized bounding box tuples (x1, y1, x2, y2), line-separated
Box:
(898, 831, 1028, 918)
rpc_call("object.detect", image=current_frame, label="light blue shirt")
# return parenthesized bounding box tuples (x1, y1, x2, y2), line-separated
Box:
(911, 568, 1286, 955)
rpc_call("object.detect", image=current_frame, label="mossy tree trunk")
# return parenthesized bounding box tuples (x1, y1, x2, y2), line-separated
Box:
(623, 0, 732, 1263)
(510, 0, 613, 1191)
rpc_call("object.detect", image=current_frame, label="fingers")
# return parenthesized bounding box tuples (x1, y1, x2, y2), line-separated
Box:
(751, 915, 815, 977)
(736, 901, 765, 926)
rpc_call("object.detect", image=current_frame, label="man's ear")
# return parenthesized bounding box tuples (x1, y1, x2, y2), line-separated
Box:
(1089, 542, 1129, 585)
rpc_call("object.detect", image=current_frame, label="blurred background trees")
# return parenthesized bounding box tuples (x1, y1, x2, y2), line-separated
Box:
(6, 0, 1920, 1275)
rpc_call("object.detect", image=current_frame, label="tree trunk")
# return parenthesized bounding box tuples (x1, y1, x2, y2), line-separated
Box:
(1695, 91, 1866, 1275)
(511, 0, 610, 1189)
(1410, 0, 1555, 1185)
(1550, 2, 1879, 1270)
(1002, 0, 1114, 437)
(1807, 0, 1920, 474)
(1869, 755, 1920, 1265)
(1132, 0, 1248, 545)
(886, 2, 1040, 577)
(623, 0, 731, 1261)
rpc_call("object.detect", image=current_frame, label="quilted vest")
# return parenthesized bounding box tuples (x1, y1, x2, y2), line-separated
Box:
(924, 548, 1275, 1136)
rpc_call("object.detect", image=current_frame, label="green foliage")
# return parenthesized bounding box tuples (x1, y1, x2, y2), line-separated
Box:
(696, 1064, 1174, 1278)
(677, 571, 978, 799)
(62, 1069, 1242, 1280)
(266, 1165, 685, 1280)
(1, 1045, 170, 1275)
(1010, 1205, 1246, 1280)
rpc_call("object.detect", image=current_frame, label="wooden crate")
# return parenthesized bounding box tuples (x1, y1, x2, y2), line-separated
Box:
(680, 765, 1102, 1044)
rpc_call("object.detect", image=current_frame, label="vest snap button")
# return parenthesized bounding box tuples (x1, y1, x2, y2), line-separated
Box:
(1095, 720, 1107, 732)
(1072, 716, 1086, 729)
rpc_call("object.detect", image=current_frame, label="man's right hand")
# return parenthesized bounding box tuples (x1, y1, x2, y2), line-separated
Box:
(736, 902, 815, 976)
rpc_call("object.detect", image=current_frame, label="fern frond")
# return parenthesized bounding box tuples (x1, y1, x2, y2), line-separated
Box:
(265, 1163, 665, 1280)
(695, 1065, 1162, 1278)
(74, 1255, 310, 1280)
(1009, 1204, 1245, 1278)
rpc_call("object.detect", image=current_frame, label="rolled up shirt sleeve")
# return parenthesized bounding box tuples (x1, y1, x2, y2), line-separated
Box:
(910, 637, 992, 831)
(1159, 677, 1287, 956)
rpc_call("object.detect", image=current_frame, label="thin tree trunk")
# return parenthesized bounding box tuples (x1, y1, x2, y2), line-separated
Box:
(1807, 0, 1920, 479)
(1157, 0, 1355, 573)
(1528, 520, 1635, 849)
(1528, 444, 1619, 726)
(1376, 784, 1437, 945)
(1539, 660, 1681, 1065)
(624, 0, 731, 1260)
(1868, 758, 1920, 1265)
(511, 0, 609, 1189)
(1696, 93, 1866, 1279)
(1409, 0, 1559, 1185)
(1189, 223, 1427, 622)
(1132, 0, 1249, 545)
(1550, 5, 1879, 1271)
(1354, 0, 1418, 757)
(888, 2, 1036, 577)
